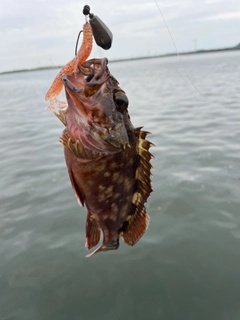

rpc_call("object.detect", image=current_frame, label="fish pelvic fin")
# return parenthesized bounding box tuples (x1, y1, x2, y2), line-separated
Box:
(121, 209, 150, 246)
(86, 239, 119, 258)
(85, 217, 101, 250)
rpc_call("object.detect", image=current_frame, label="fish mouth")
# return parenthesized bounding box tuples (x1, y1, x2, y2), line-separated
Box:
(86, 239, 119, 257)
(61, 58, 109, 96)
(62, 74, 84, 94)
(62, 58, 110, 95)
(61, 58, 111, 114)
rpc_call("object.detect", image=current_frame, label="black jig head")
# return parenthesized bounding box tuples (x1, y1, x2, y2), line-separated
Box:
(83, 5, 113, 50)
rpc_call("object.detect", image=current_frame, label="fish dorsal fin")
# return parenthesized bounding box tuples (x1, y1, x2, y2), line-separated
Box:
(133, 127, 154, 212)
(121, 127, 154, 246)
(122, 209, 150, 246)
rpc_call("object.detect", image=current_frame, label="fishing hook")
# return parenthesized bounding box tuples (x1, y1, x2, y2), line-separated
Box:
(75, 30, 83, 56)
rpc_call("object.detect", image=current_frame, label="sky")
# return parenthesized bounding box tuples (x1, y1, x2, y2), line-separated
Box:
(0, 0, 240, 72)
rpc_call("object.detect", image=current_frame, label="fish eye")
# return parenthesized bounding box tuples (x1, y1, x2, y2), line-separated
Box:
(114, 92, 129, 113)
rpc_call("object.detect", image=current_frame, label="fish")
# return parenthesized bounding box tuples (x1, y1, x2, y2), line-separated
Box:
(54, 57, 154, 256)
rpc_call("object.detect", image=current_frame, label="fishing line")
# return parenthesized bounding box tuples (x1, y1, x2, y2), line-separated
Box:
(154, 0, 204, 96)
(154, 1, 240, 118)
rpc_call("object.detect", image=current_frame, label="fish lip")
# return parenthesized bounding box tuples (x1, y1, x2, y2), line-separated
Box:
(62, 74, 83, 93)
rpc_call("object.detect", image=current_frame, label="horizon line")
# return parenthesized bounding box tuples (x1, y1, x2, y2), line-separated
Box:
(1, 45, 239, 75)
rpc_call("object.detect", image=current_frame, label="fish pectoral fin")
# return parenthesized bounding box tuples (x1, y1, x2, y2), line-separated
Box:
(54, 109, 67, 126)
(121, 208, 150, 246)
(60, 133, 102, 159)
(85, 217, 101, 250)
(60, 133, 81, 158)
(67, 168, 85, 206)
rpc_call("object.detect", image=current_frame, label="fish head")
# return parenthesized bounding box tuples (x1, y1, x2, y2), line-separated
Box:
(62, 58, 135, 150)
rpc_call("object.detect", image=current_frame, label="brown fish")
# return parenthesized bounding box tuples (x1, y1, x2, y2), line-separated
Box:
(55, 58, 154, 256)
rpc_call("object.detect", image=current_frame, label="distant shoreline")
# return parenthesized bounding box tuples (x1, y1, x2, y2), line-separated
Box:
(1, 46, 239, 75)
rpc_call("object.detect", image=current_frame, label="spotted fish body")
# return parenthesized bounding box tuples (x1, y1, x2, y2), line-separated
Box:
(56, 58, 153, 256)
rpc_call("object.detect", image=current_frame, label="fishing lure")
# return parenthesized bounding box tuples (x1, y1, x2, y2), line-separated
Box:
(45, 5, 113, 111)
(86, 5, 113, 50)
(45, 22, 93, 111)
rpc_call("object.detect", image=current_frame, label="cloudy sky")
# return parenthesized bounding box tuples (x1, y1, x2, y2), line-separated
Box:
(1, 0, 240, 72)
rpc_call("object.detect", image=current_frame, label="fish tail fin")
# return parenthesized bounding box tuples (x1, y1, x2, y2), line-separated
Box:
(121, 208, 150, 246)
(85, 217, 101, 250)
(86, 239, 119, 257)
